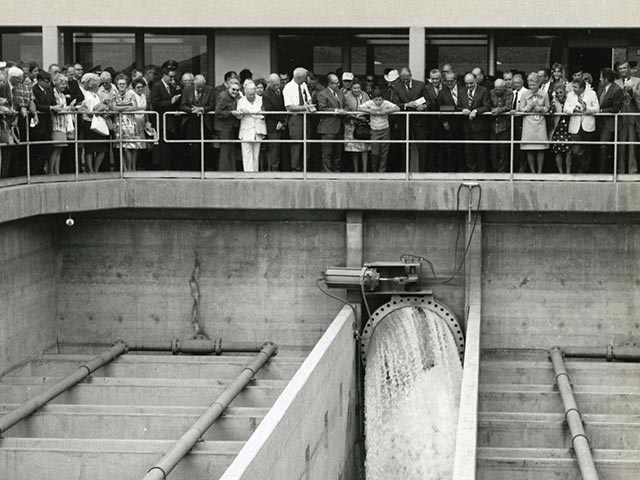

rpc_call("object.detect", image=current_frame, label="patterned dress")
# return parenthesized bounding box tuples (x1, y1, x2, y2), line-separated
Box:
(551, 99, 571, 154)
(344, 91, 371, 152)
(114, 90, 140, 149)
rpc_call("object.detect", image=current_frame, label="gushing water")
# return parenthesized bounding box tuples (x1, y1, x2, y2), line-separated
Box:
(364, 306, 462, 479)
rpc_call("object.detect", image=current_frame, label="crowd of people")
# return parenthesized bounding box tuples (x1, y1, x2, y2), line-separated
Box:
(1, 57, 639, 177)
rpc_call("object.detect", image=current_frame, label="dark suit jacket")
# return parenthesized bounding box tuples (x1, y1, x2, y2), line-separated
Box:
(391, 79, 433, 128)
(437, 86, 462, 131)
(262, 86, 286, 135)
(457, 85, 490, 133)
(214, 91, 238, 132)
(597, 82, 624, 131)
(179, 85, 215, 131)
(151, 80, 179, 133)
(65, 79, 84, 106)
(316, 88, 345, 135)
(32, 83, 56, 137)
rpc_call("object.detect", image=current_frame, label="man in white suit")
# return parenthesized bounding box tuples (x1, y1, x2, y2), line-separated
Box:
(564, 78, 599, 173)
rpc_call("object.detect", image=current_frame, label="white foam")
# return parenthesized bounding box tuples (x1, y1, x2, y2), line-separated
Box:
(364, 306, 462, 479)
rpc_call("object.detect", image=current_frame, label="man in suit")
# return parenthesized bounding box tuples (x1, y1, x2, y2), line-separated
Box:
(489, 78, 514, 172)
(458, 72, 490, 172)
(565, 78, 600, 173)
(283, 67, 314, 172)
(597, 68, 624, 173)
(392, 67, 434, 172)
(317, 73, 346, 172)
(616, 61, 640, 174)
(179, 74, 215, 171)
(438, 71, 464, 172)
(31, 71, 57, 175)
(151, 67, 181, 170)
(382, 69, 403, 171)
(262, 73, 287, 171)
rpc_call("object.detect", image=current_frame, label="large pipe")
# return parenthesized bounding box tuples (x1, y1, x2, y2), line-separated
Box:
(127, 339, 275, 356)
(549, 347, 599, 480)
(143, 342, 278, 480)
(0, 341, 129, 436)
(562, 344, 640, 362)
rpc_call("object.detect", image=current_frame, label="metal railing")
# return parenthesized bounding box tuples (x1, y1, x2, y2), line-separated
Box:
(1, 109, 639, 186)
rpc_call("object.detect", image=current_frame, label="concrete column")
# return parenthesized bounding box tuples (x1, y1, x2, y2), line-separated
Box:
(346, 211, 363, 268)
(488, 30, 496, 76)
(42, 26, 60, 69)
(409, 26, 426, 81)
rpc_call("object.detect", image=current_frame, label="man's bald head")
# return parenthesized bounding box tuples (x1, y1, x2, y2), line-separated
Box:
(268, 73, 280, 87)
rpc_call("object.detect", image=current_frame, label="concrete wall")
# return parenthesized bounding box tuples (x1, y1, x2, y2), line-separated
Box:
(56, 213, 346, 349)
(220, 306, 358, 480)
(364, 212, 465, 321)
(482, 216, 640, 349)
(215, 31, 271, 83)
(3, 1, 638, 28)
(0, 218, 57, 374)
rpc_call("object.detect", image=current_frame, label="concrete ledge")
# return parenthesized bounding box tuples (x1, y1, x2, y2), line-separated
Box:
(1, 178, 640, 224)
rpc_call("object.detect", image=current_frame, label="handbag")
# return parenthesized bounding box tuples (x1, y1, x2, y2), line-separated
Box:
(353, 119, 371, 140)
(90, 115, 109, 136)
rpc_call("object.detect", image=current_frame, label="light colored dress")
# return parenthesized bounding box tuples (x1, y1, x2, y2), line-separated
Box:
(51, 88, 71, 147)
(519, 90, 550, 150)
(344, 91, 371, 152)
(132, 92, 148, 150)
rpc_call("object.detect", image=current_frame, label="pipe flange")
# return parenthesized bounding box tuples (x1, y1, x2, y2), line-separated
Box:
(360, 295, 465, 367)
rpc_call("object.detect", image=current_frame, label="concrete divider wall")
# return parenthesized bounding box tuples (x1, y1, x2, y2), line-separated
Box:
(482, 220, 640, 349)
(56, 216, 347, 349)
(0, 218, 57, 374)
(220, 305, 358, 480)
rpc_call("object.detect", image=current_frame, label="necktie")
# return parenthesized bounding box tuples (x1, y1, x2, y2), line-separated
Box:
(468, 89, 474, 108)
(599, 87, 607, 106)
(298, 84, 304, 105)
(512, 90, 518, 109)
(452, 88, 457, 105)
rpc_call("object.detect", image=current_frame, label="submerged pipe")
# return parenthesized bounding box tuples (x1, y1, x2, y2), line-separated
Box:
(127, 339, 273, 356)
(143, 342, 278, 480)
(0, 341, 129, 436)
(549, 347, 599, 480)
(562, 344, 640, 362)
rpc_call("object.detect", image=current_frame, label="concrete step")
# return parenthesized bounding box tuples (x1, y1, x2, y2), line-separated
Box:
(477, 447, 640, 480)
(4, 354, 301, 381)
(481, 360, 640, 387)
(0, 377, 285, 407)
(479, 384, 640, 414)
(478, 412, 640, 450)
(0, 404, 267, 441)
(0, 437, 242, 480)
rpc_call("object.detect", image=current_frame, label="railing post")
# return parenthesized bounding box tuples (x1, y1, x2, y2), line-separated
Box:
(74, 112, 80, 180)
(26, 116, 31, 184)
(303, 111, 308, 180)
(613, 114, 618, 182)
(405, 112, 410, 181)
(119, 112, 124, 178)
(200, 113, 205, 179)
(509, 114, 514, 182)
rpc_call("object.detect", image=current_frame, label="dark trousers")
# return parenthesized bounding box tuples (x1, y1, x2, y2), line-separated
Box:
(598, 124, 615, 174)
(490, 129, 510, 172)
(371, 128, 390, 172)
(442, 123, 464, 172)
(266, 130, 283, 171)
(217, 128, 236, 171)
(321, 133, 342, 172)
(464, 129, 488, 172)
(288, 115, 303, 171)
(0, 147, 11, 178)
(618, 117, 640, 174)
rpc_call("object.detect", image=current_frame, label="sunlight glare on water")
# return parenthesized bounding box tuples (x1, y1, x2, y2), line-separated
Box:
(364, 306, 462, 479)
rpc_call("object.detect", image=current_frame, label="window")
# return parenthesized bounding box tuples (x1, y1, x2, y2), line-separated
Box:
(73, 33, 135, 73)
(373, 45, 408, 76)
(144, 33, 207, 74)
(313, 45, 342, 75)
(351, 46, 366, 76)
(2, 32, 42, 64)
(426, 33, 488, 74)
(497, 33, 561, 75)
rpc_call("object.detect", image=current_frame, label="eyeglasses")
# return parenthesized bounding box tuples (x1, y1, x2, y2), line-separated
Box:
(230, 88, 240, 92)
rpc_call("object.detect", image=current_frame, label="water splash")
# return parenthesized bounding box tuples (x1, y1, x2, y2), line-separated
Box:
(364, 306, 462, 479)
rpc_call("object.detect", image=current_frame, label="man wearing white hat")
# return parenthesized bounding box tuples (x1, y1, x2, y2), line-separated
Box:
(341, 72, 354, 95)
(382, 69, 402, 170)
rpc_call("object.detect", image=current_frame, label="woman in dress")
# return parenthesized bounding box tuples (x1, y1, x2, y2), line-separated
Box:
(519, 72, 550, 173)
(112, 74, 139, 171)
(550, 83, 572, 173)
(80, 73, 109, 173)
(130, 77, 152, 169)
(49, 74, 75, 175)
(236, 81, 266, 172)
(344, 79, 371, 172)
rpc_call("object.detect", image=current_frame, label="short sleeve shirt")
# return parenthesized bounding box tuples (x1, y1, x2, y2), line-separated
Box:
(283, 80, 311, 108)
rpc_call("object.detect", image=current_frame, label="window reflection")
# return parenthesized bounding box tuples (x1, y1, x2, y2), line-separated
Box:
(144, 34, 207, 74)
(2, 32, 42, 64)
(497, 34, 561, 74)
(73, 33, 135, 72)
(373, 45, 408, 76)
(313, 45, 341, 75)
